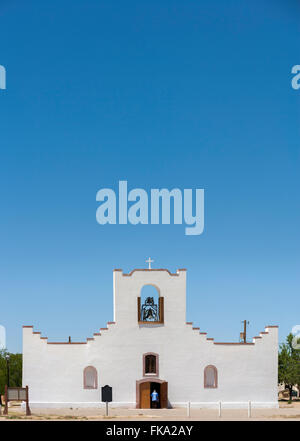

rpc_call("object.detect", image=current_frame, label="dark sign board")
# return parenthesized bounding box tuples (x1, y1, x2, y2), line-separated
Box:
(101, 385, 112, 402)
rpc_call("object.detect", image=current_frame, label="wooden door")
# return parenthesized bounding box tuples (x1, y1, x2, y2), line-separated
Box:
(140, 382, 150, 408)
(160, 382, 168, 408)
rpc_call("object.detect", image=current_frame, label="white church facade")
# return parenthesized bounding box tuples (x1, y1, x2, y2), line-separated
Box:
(22, 264, 279, 409)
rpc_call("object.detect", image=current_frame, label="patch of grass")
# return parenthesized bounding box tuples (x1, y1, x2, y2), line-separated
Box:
(5, 415, 24, 420)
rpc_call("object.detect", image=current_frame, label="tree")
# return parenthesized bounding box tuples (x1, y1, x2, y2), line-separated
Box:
(278, 333, 300, 401)
(0, 350, 22, 405)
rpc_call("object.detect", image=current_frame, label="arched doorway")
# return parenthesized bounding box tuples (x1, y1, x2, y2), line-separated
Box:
(136, 379, 168, 409)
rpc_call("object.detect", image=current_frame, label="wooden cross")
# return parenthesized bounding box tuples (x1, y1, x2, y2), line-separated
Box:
(146, 257, 154, 269)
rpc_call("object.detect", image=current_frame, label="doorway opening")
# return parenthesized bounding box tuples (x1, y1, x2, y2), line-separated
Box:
(150, 382, 161, 408)
(137, 379, 168, 409)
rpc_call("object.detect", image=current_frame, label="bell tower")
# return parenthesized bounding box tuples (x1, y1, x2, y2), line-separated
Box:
(113, 261, 187, 329)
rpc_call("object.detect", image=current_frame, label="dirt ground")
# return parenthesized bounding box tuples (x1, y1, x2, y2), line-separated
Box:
(1, 401, 300, 421)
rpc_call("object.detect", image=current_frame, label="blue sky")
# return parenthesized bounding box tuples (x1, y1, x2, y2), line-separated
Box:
(0, 0, 299, 352)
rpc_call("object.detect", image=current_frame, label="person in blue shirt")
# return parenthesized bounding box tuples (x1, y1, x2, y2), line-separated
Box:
(151, 389, 159, 408)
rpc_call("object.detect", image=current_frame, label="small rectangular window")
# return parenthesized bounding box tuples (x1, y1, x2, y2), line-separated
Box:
(143, 353, 159, 376)
(145, 355, 156, 374)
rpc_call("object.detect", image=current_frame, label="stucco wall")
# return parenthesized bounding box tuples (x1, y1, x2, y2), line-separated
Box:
(22, 269, 278, 408)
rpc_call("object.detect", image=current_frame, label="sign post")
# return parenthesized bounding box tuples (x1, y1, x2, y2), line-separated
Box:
(101, 385, 112, 417)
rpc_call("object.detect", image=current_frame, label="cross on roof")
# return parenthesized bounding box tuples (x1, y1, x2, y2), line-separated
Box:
(146, 257, 154, 269)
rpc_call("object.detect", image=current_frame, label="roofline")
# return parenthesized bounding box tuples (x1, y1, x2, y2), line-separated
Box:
(114, 268, 187, 277)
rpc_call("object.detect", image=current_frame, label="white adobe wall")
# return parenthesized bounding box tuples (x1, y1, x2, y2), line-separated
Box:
(23, 268, 278, 408)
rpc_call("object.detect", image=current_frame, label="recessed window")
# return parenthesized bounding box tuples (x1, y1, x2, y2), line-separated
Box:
(204, 365, 218, 388)
(83, 366, 98, 389)
(143, 353, 159, 376)
(145, 355, 156, 373)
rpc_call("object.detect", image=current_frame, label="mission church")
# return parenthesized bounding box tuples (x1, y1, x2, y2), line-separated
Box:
(22, 259, 278, 409)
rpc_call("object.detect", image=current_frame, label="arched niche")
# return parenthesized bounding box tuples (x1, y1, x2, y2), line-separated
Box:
(138, 284, 164, 324)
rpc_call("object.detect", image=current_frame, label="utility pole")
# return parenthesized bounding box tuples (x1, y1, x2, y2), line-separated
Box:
(5, 354, 10, 387)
